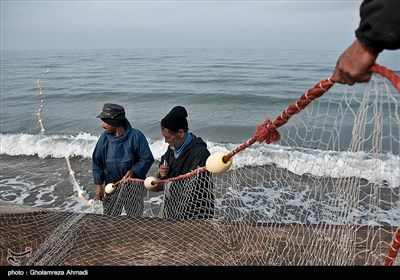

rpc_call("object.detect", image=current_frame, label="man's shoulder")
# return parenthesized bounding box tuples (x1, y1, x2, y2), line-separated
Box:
(98, 133, 108, 141)
(127, 126, 146, 137)
(192, 136, 209, 150)
(189, 140, 210, 156)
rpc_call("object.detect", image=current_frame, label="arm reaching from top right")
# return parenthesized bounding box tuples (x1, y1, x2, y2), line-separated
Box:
(332, 0, 400, 86)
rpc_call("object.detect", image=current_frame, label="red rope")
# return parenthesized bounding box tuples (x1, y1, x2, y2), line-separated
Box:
(371, 64, 400, 93)
(223, 78, 334, 162)
(114, 167, 208, 187)
(152, 167, 208, 185)
(384, 226, 400, 266)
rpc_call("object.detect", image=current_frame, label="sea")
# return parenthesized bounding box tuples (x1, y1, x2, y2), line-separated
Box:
(1, 48, 399, 224)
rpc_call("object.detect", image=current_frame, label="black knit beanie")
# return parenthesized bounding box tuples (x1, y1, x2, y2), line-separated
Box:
(161, 106, 188, 132)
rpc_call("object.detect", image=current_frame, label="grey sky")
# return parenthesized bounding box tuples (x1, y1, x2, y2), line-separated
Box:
(2, 0, 362, 51)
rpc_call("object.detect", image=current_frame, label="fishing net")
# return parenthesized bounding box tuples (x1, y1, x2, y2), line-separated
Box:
(1, 64, 399, 266)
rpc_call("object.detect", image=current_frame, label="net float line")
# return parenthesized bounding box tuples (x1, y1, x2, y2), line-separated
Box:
(65, 156, 96, 205)
(113, 167, 208, 188)
(36, 66, 49, 135)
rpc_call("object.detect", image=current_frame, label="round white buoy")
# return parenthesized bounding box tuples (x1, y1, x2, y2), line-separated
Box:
(144, 176, 158, 190)
(105, 183, 116, 194)
(88, 199, 95, 206)
(206, 152, 233, 174)
(78, 190, 85, 197)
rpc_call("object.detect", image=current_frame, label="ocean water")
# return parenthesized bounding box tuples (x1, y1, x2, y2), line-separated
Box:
(1, 48, 399, 223)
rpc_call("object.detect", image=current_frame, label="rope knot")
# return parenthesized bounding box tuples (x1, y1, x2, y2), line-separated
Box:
(254, 118, 281, 144)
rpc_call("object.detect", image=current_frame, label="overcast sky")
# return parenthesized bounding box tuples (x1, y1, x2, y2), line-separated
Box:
(1, 0, 362, 51)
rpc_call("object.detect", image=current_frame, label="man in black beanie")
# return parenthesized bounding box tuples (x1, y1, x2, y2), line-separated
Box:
(151, 105, 214, 220)
(92, 103, 154, 216)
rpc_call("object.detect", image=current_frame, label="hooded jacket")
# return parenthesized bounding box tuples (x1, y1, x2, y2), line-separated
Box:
(92, 119, 154, 185)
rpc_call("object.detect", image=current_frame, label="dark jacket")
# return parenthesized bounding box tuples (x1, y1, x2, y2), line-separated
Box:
(92, 119, 154, 185)
(356, 0, 400, 52)
(159, 133, 214, 220)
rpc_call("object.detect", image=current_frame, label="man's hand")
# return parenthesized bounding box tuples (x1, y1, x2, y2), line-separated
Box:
(158, 163, 169, 178)
(332, 39, 379, 85)
(123, 170, 134, 179)
(95, 184, 105, 201)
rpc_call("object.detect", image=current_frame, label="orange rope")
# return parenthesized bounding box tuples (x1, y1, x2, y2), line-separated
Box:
(114, 167, 208, 187)
(154, 167, 208, 184)
(370, 64, 400, 93)
(384, 226, 400, 266)
(223, 78, 334, 162)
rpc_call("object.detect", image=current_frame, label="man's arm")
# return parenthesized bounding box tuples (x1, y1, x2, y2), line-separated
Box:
(332, 0, 400, 85)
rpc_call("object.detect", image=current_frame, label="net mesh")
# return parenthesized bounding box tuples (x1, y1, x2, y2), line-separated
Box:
(1, 67, 399, 266)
